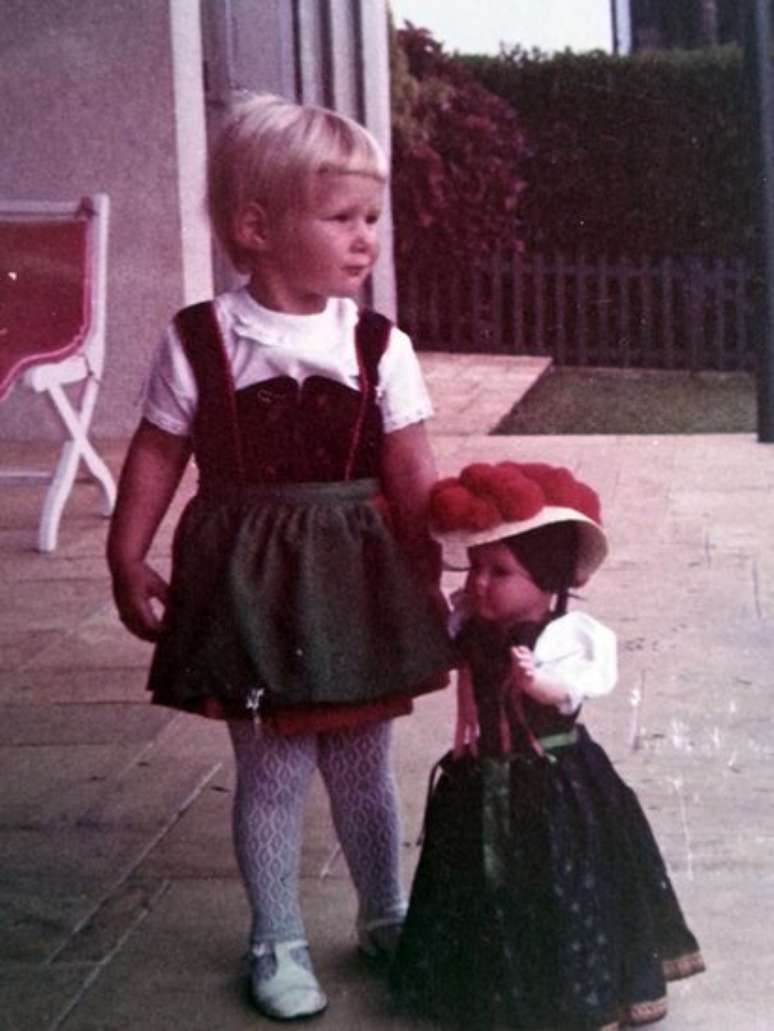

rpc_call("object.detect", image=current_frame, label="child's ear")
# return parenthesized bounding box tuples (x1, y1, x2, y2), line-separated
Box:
(233, 201, 271, 253)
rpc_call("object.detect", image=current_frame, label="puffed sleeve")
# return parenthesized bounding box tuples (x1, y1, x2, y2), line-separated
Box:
(377, 325, 434, 433)
(532, 611, 617, 715)
(142, 320, 198, 437)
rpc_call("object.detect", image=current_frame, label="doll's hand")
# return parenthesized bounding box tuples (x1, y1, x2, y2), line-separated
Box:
(111, 560, 169, 642)
(512, 644, 574, 708)
(511, 646, 537, 691)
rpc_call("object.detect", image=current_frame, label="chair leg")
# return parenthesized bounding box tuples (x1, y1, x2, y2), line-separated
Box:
(74, 377, 117, 516)
(38, 439, 80, 552)
(83, 449, 117, 516)
(36, 378, 117, 552)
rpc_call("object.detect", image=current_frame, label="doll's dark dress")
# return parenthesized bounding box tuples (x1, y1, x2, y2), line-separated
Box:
(390, 616, 704, 1030)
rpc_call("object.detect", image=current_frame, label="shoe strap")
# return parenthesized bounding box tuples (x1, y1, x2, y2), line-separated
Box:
(251, 938, 308, 959)
(357, 914, 406, 934)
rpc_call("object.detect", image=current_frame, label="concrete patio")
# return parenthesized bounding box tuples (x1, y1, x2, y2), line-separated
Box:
(1, 354, 773, 1029)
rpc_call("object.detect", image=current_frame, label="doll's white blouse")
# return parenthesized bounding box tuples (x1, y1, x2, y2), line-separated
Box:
(532, 611, 617, 715)
(143, 288, 434, 437)
(450, 592, 617, 715)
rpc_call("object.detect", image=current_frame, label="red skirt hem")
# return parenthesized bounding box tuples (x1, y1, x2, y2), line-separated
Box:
(153, 671, 450, 734)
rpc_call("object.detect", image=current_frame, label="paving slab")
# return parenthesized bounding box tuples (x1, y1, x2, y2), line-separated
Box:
(51, 877, 425, 1031)
(0, 628, 65, 673)
(0, 666, 149, 706)
(0, 703, 173, 747)
(0, 578, 106, 634)
(19, 604, 157, 672)
(0, 743, 153, 827)
(419, 352, 551, 434)
(0, 962, 96, 1031)
(0, 824, 169, 962)
(74, 753, 220, 835)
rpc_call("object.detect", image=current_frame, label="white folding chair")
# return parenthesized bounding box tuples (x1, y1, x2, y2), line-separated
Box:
(0, 193, 116, 551)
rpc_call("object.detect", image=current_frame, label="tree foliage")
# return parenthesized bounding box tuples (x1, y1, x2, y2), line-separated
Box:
(389, 23, 527, 276)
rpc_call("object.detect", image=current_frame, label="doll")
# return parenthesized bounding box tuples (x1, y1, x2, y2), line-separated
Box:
(391, 460, 704, 1029)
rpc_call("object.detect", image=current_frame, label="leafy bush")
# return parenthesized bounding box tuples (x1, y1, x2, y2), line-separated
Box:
(390, 23, 528, 277)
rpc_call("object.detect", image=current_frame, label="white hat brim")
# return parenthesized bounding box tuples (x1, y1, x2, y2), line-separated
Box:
(434, 505, 608, 584)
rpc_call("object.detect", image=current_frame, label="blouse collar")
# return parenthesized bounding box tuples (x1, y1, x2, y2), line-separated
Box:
(230, 288, 342, 347)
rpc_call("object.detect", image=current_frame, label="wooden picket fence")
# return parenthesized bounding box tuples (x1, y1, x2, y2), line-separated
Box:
(397, 250, 759, 371)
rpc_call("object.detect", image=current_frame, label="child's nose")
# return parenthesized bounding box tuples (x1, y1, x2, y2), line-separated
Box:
(353, 220, 376, 251)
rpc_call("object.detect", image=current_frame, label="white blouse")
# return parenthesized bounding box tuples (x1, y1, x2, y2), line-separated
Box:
(142, 288, 433, 438)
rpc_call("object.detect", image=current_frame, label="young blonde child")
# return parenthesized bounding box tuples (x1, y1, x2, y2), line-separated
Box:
(107, 93, 450, 1021)
(391, 461, 704, 1030)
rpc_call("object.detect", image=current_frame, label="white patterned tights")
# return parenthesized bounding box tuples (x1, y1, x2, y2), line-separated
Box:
(227, 718, 407, 946)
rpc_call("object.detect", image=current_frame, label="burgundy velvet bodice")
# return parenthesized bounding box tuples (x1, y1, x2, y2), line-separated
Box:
(233, 375, 382, 484)
(173, 303, 390, 488)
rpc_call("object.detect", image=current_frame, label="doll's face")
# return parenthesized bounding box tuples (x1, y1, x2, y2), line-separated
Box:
(464, 541, 553, 626)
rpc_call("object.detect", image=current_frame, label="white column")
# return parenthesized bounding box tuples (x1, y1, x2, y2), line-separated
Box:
(169, 0, 214, 303)
(356, 0, 396, 319)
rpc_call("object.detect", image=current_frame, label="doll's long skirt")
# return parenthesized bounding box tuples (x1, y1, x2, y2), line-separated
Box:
(390, 725, 704, 1030)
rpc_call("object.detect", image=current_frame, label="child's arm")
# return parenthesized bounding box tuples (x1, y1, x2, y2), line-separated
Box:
(380, 421, 442, 589)
(106, 419, 191, 641)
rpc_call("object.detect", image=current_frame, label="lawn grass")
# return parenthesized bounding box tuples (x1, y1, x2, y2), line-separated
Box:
(493, 366, 756, 435)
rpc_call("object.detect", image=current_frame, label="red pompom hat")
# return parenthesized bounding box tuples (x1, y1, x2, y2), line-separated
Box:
(428, 461, 608, 586)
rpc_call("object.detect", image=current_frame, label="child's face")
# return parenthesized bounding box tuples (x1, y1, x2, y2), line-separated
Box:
(464, 541, 552, 626)
(256, 172, 384, 314)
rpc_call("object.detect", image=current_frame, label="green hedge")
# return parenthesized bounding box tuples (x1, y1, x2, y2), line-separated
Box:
(461, 46, 758, 259)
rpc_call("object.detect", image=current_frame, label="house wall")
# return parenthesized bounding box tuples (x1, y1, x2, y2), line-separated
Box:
(0, 0, 393, 441)
(0, 0, 212, 440)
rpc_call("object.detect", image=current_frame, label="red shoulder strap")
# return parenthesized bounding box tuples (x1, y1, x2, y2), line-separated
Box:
(174, 302, 244, 486)
(343, 309, 391, 480)
(355, 309, 391, 382)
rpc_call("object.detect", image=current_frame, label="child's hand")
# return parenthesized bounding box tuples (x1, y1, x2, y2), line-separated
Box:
(111, 561, 169, 642)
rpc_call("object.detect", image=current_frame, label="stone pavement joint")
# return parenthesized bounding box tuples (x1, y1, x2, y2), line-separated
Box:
(1, 354, 772, 1029)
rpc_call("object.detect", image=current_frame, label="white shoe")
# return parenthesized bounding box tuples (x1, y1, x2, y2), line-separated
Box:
(249, 940, 328, 1020)
(356, 917, 404, 962)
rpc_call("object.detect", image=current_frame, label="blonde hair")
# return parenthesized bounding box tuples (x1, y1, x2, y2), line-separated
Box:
(208, 93, 388, 272)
